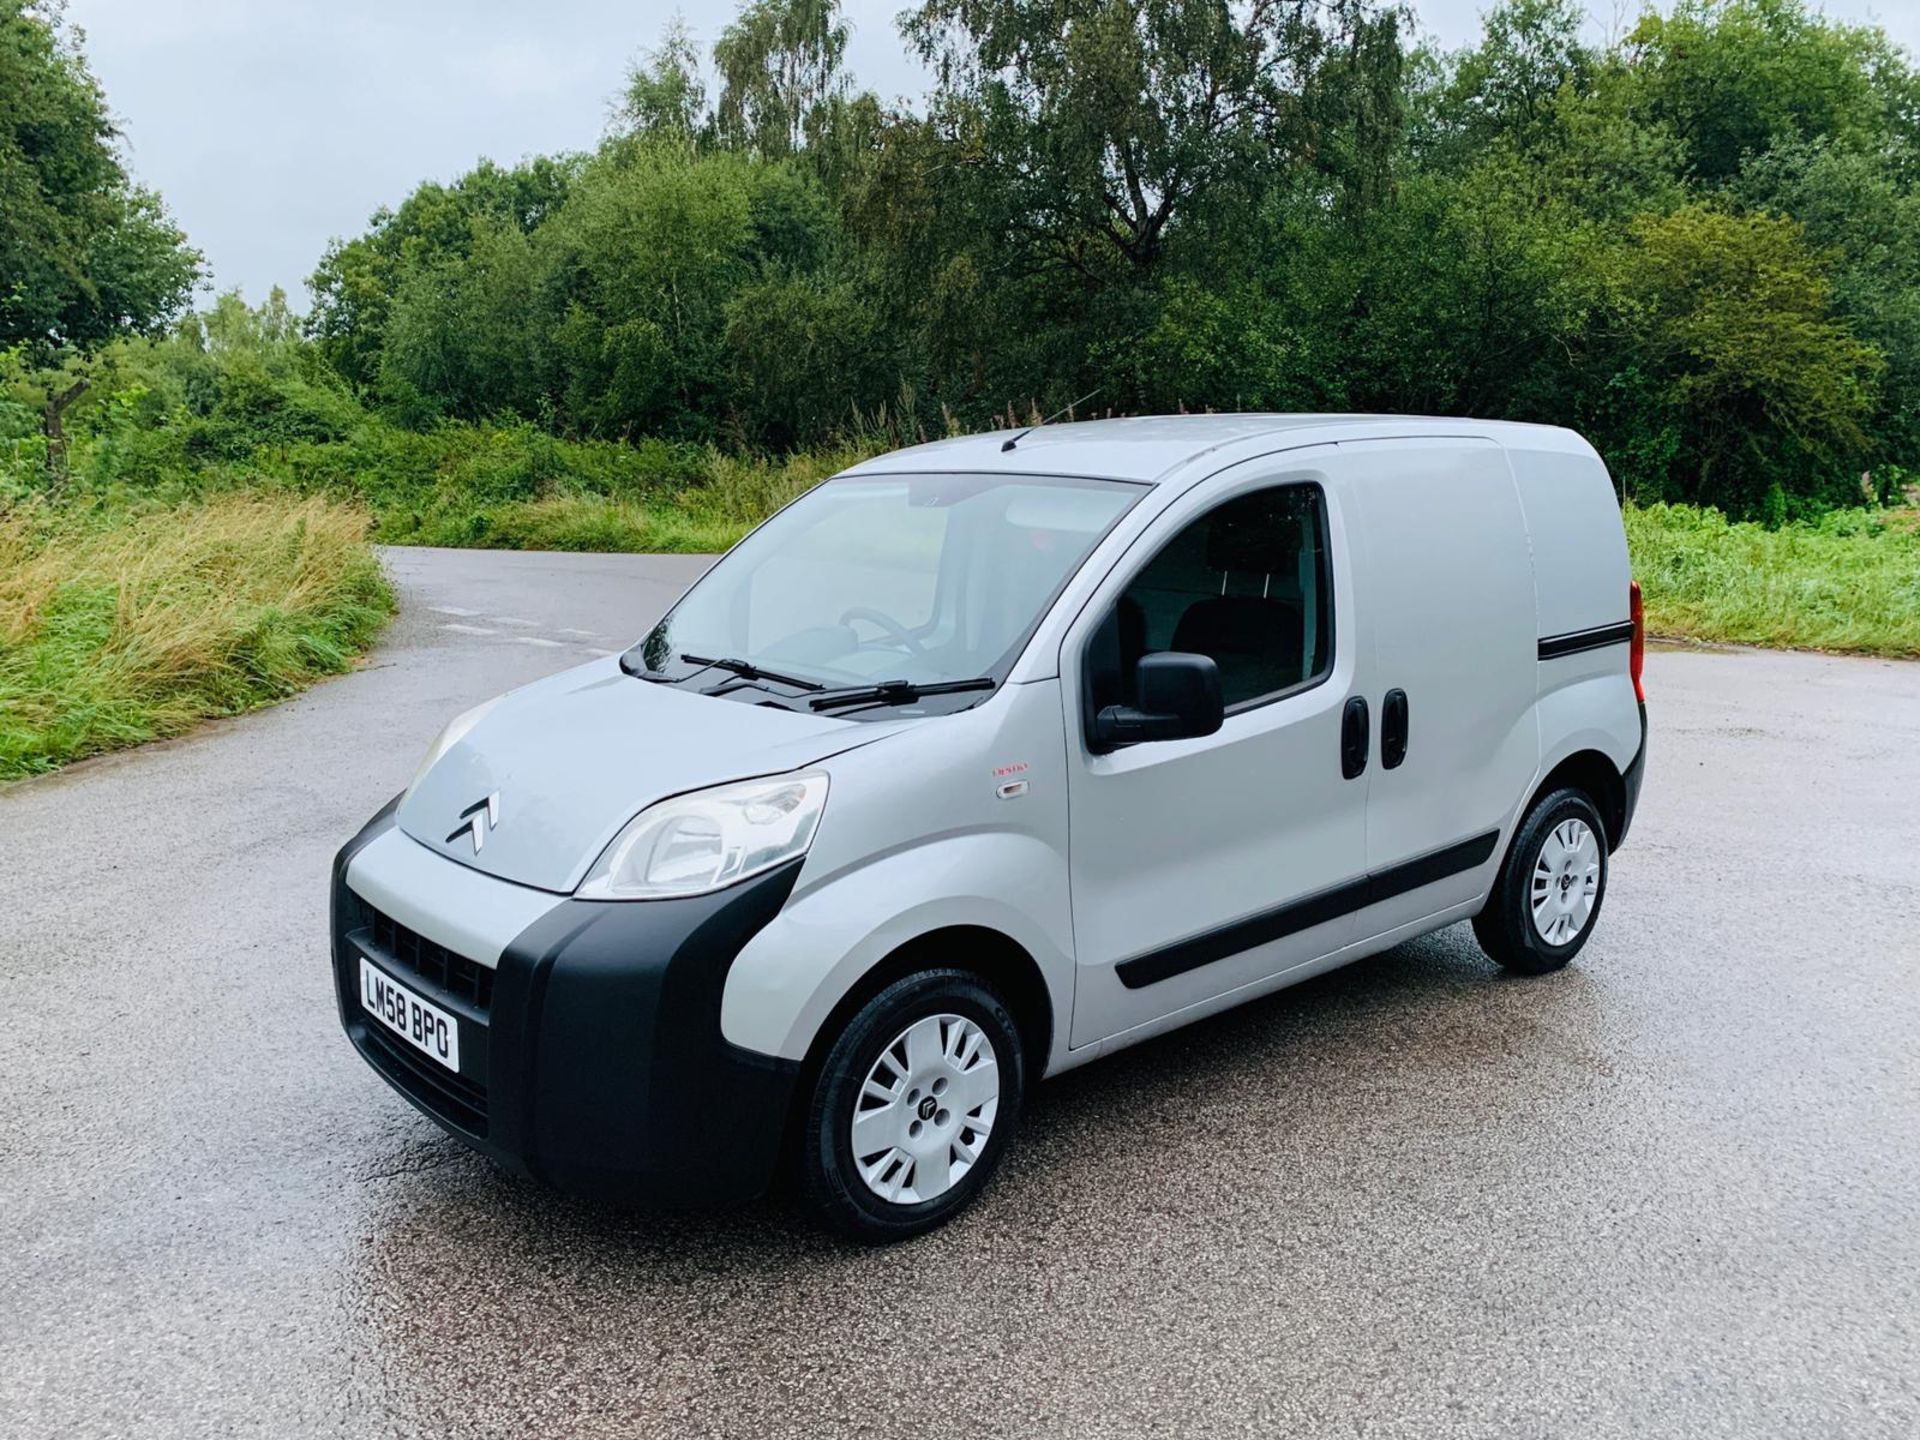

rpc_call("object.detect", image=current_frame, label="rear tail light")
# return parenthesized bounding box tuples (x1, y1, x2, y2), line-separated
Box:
(1629, 579, 1646, 703)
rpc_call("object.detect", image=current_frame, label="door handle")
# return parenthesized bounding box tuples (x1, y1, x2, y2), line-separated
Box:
(1341, 696, 1369, 779)
(1382, 688, 1409, 769)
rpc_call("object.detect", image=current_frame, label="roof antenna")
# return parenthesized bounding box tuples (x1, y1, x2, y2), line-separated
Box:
(1001, 388, 1103, 452)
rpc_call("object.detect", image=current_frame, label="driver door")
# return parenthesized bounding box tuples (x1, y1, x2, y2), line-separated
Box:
(1063, 462, 1370, 1047)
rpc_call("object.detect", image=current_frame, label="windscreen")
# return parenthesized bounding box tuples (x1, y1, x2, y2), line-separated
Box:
(640, 472, 1142, 689)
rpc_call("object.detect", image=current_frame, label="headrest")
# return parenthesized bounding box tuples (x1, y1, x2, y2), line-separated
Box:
(1205, 497, 1303, 574)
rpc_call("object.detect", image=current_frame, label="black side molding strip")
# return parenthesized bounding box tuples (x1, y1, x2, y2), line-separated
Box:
(1538, 620, 1635, 660)
(1114, 829, 1501, 990)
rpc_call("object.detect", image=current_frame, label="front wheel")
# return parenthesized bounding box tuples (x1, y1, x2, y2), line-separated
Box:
(1473, 787, 1609, 975)
(799, 969, 1024, 1242)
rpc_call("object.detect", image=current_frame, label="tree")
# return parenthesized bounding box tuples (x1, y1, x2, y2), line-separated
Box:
(619, 14, 709, 143)
(533, 145, 845, 440)
(722, 273, 885, 446)
(306, 155, 577, 391)
(286, 0, 1920, 511)
(1625, 0, 1920, 186)
(1737, 139, 1920, 482)
(1421, 0, 1591, 162)
(0, 0, 200, 465)
(713, 0, 850, 157)
(1604, 205, 1882, 511)
(1415, 0, 1681, 219)
(901, 0, 1402, 278)
(378, 220, 549, 425)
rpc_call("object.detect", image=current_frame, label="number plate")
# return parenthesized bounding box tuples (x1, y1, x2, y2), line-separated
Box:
(359, 957, 461, 1072)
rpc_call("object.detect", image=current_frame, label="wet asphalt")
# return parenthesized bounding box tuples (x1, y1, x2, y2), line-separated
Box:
(2, 547, 1916, 1439)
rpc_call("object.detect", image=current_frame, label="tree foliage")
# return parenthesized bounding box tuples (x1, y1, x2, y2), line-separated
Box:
(714, 0, 850, 157)
(279, 0, 1920, 515)
(15, 0, 1912, 521)
(0, 1, 200, 361)
(620, 17, 709, 143)
(1624, 0, 1920, 186)
(1604, 205, 1881, 512)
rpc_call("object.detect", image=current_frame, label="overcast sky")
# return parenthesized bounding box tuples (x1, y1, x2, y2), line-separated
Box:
(61, 0, 1920, 306)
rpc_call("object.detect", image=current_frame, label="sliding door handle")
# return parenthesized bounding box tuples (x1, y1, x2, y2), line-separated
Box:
(1382, 688, 1409, 769)
(1340, 696, 1369, 779)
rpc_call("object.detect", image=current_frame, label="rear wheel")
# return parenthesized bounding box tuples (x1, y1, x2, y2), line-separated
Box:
(799, 969, 1024, 1242)
(1473, 787, 1609, 975)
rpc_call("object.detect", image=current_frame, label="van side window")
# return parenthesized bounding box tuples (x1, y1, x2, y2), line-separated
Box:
(1096, 483, 1332, 713)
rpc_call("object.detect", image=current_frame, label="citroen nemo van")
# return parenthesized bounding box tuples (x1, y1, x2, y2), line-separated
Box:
(331, 415, 1648, 1240)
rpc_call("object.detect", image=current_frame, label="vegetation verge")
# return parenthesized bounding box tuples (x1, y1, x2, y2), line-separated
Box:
(1627, 502, 1920, 658)
(0, 494, 394, 780)
(356, 435, 1920, 661)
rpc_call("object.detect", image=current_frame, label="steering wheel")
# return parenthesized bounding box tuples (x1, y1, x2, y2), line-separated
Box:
(839, 605, 926, 656)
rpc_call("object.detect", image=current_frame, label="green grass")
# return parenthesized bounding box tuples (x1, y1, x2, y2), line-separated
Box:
(0, 494, 395, 779)
(1627, 502, 1920, 657)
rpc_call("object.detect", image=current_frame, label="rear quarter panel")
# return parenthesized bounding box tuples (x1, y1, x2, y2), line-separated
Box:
(1506, 435, 1643, 788)
(1505, 434, 1632, 640)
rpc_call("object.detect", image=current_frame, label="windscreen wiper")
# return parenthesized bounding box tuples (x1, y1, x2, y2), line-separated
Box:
(808, 677, 996, 712)
(680, 653, 825, 693)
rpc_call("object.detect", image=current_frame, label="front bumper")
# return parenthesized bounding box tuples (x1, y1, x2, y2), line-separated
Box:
(330, 799, 802, 1205)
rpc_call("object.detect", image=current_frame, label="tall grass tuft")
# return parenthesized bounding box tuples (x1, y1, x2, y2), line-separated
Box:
(0, 495, 394, 779)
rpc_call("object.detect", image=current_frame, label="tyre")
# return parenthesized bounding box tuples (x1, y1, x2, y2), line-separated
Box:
(1473, 787, 1609, 975)
(799, 969, 1024, 1242)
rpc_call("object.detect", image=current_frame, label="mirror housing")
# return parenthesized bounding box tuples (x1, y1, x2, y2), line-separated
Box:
(1091, 652, 1225, 750)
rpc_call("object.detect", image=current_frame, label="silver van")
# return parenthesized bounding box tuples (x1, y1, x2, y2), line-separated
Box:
(332, 415, 1648, 1240)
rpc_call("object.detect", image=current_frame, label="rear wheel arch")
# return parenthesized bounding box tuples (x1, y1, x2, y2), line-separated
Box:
(1526, 748, 1627, 851)
(1472, 747, 1627, 929)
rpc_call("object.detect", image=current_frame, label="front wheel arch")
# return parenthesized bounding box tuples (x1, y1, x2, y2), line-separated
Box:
(795, 925, 1053, 1092)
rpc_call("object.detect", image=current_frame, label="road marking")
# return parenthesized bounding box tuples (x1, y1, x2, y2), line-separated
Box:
(490, 616, 541, 628)
(512, 636, 566, 649)
(430, 605, 480, 617)
(440, 623, 498, 636)
(558, 627, 603, 638)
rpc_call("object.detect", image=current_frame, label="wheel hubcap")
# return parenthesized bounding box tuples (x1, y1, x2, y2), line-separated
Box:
(1531, 816, 1600, 945)
(851, 1013, 999, 1204)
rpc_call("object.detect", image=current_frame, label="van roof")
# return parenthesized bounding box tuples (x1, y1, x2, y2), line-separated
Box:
(841, 413, 1596, 485)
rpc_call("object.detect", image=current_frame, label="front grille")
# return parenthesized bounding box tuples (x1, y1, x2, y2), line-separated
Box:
(359, 1023, 489, 1137)
(343, 895, 493, 1138)
(364, 906, 495, 1013)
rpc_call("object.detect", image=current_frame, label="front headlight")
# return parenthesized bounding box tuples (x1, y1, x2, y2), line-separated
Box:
(405, 696, 502, 798)
(576, 771, 829, 900)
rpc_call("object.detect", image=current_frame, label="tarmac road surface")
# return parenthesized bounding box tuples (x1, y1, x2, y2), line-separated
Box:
(2, 547, 1916, 1438)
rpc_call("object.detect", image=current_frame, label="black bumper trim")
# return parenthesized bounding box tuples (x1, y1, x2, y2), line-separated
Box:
(358, 1016, 489, 1136)
(1615, 700, 1649, 850)
(331, 798, 803, 1206)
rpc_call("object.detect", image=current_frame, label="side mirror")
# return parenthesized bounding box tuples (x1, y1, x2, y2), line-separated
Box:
(1092, 652, 1225, 749)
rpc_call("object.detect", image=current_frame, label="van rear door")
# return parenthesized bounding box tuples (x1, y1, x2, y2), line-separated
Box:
(1342, 438, 1539, 939)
